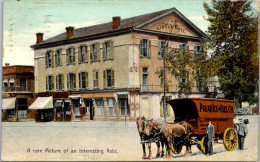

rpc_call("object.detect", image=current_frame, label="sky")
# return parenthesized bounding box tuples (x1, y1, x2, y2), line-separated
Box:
(3, 0, 215, 66)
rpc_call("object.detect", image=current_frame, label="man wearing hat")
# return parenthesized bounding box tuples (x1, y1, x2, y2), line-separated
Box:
(205, 119, 215, 155)
(237, 119, 249, 150)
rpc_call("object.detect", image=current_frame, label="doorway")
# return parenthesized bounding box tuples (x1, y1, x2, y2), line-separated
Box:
(85, 99, 94, 120)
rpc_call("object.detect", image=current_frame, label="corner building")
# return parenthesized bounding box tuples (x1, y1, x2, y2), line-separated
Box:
(31, 8, 208, 121)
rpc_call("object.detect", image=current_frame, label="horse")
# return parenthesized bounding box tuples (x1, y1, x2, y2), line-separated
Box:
(144, 120, 192, 159)
(136, 116, 165, 159)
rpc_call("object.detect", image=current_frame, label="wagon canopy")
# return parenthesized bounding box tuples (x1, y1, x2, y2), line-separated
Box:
(167, 98, 235, 121)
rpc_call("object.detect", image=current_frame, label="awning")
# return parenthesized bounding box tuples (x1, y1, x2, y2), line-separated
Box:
(68, 95, 81, 99)
(29, 97, 53, 110)
(9, 78, 14, 83)
(3, 79, 8, 83)
(81, 93, 114, 99)
(2, 98, 16, 109)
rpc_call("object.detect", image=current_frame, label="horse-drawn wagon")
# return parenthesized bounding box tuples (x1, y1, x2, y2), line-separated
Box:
(167, 98, 238, 154)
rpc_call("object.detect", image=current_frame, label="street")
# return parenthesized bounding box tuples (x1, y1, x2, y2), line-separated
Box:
(1, 115, 258, 161)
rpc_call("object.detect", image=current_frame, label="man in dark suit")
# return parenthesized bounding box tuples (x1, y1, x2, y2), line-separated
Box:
(238, 119, 249, 150)
(205, 119, 215, 155)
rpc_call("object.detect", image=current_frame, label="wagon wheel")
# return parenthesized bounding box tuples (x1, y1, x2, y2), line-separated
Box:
(169, 142, 182, 154)
(223, 128, 238, 151)
(196, 136, 206, 154)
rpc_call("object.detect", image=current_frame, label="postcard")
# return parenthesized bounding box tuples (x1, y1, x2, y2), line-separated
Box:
(1, 0, 258, 161)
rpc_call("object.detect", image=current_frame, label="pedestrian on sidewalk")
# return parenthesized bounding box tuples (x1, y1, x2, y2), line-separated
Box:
(238, 119, 249, 150)
(205, 119, 214, 156)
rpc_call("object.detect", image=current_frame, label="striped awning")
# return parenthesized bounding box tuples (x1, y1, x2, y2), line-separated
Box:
(2, 98, 16, 109)
(29, 97, 53, 110)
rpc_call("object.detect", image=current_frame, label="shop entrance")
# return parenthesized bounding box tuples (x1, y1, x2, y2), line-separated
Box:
(85, 99, 94, 120)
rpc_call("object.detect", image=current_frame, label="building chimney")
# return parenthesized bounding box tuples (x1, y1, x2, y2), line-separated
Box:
(36, 33, 44, 44)
(5, 63, 9, 67)
(112, 17, 121, 29)
(65, 26, 74, 38)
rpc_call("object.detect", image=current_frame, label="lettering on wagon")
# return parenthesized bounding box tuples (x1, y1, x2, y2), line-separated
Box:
(199, 103, 233, 113)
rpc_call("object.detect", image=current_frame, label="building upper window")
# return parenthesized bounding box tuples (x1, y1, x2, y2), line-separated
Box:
(56, 49, 62, 66)
(3, 82, 8, 92)
(79, 45, 86, 63)
(93, 70, 99, 88)
(195, 46, 203, 54)
(142, 68, 148, 91)
(67, 48, 75, 65)
(67, 73, 76, 90)
(180, 44, 187, 54)
(56, 74, 64, 91)
(102, 41, 113, 60)
(10, 82, 14, 92)
(79, 72, 88, 89)
(91, 43, 99, 62)
(20, 78, 27, 91)
(140, 39, 150, 58)
(158, 40, 166, 59)
(46, 76, 53, 91)
(104, 69, 115, 88)
(45, 51, 53, 67)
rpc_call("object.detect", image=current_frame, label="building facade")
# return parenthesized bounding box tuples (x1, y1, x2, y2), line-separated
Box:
(2, 64, 35, 121)
(31, 8, 209, 121)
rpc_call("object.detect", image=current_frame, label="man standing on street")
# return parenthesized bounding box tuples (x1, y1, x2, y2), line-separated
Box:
(205, 119, 215, 155)
(238, 119, 249, 150)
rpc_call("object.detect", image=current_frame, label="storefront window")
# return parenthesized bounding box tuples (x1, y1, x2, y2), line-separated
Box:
(108, 98, 116, 116)
(96, 99, 104, 117)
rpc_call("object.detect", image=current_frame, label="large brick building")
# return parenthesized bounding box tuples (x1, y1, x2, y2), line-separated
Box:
(30, 7, 208, 121)
(2, 64, 35, 121)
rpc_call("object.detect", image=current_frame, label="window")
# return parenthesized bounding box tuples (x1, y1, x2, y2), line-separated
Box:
(158, 41, 166, 58)
(56, 49, 62, 66)
(67, 47, 75, 64)
(45, 51, 53, 67)
(108, 98, 116, 116)
(96, 99, 104, 117)
(20, 78, 27, 91)
(17, 98, 27, 119)
(104, 70, 115, 88)
(79, 72, 88, 89)
(79, 46, 85, 63)
(181, 70, 189, 84)
(93, 71, 99, 88)
(91, 43, 98, 61)
(46, 75, 53, 91)
(180, 44, 187, 54)
(3, 82, 8, 92)
(195, 46, 203, 54)
(142, 68, 148, 91)
(120, 98, 129, 116)
(103, 41, 113, 60)
(56, 74, 63, 91)
(140, 39, 148, 57)
(67, 73, 76, 90)
(10, 82, 14, 92)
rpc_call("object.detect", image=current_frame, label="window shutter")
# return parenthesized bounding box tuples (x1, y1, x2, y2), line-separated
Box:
(157, 41, 161, 58)
(179, 44, 182, 54)
(45, 53, 48, 67)
(186, 45, 189, 53)
(139, 39, 143, 57)
(61, 75, 64, 90)
(73, 73, 76, 89)
(67, 74, 69, 90)
(110, 41, 113, 60)
(165, 41, 168, 57)
(85, 46, 88, 63)
(78, 47, 81, 63)
(102, 43, 105, 61)
(86, 72, 88, 88)
(56, 75, 58, 90)
(79, 73, 81, 89)
(59, 50, 62, 66)
(51, 75, 54, 90)
(66, 49, 69, 65)
(93, 71, 95, 88)
(103, 70, 106, 88)
(97, 44, 101, 61)
(46, 76, 48, 90)
(51, 51, 54, 67)
(73, 48, 76, 64)
(55, 51, 58, 67)
(111, 70, 115, 88)
(90, 45, 93, 62)
(148, 40, 151, 59)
